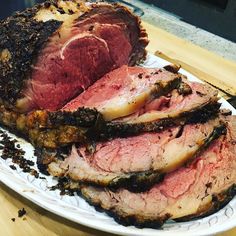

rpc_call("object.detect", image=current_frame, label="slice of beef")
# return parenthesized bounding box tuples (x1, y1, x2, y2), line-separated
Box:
(113, 81, 218, 124)
(47, 117, 226, 191)
(62, 66, 181, 121)
(0, 1, 148, 112)
(0, 91, 220, 149)
(81, 116, 236, 228)
(0, 68, 220, 149)
(27, 80, 218, 131)
(97, 81, 220, 139)
(27, 99, 220, 148)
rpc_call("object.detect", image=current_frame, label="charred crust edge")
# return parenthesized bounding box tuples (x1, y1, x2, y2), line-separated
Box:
(101, 102, 221, 139)
(80, 186, 171, 229)
(79, 170, 164, 193)
(0, 2, 62, 106)
(80, 184, 236, 228)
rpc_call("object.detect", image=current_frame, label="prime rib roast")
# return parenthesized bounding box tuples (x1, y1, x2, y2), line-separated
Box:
(0, 65, 220, 148)
(81, 116, 236, 228)
(62, 65, 182, 121)
(0, 0, 235, 230)
(0, 0, 148, 113)
(46, 116, 225, 191)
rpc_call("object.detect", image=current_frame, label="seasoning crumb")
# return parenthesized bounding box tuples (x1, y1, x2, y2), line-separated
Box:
(18, 208, 26, 218)
(11, 218, 15, 222)
(39, 177, 46, 180)
(22, 217, 27, 221)
(138, 73, 143, 79)
(9, 165, 16, 170)
(0, 131, 39, 177)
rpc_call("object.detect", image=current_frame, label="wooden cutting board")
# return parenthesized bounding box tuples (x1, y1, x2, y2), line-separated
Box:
(143, 22, 236, 98)
(0, 22, 236, 236)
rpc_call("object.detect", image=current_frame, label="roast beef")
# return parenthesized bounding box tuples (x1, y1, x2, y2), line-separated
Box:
(81, 116, 236, 228)
(0, 0, 148, 112)
(29, 80, 219, 131)
(28, 84, 221, 148)
(47, 117, 226, 191)
(112, 81, 218, 124)
(63, 65, 182, 121)
(25, 95, 220, 149)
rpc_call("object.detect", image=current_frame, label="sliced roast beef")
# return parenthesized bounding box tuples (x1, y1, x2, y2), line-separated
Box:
(28, 79, 219, 130)
(63, 66, 181, 120)
(0, 1, 148, 112)
(81, 116, 236, 228)
(26, 95, 220, 148)
(94, 81, 220, 140)
(26, 82, 221, 148)
(47, 117, 226, 191)
(113, 81, 218, 124)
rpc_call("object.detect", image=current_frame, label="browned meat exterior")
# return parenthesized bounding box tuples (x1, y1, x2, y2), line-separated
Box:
(81, 116, 236, 228)
(47, 117, 226, 191)
(0, 0, 148, 112)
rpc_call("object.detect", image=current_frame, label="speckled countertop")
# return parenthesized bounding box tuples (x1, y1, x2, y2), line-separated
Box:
(125, 0, 236, 62)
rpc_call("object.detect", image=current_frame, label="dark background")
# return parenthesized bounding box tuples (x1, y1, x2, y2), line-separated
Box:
(143, 0, 236, 42)
(0, 0, 235, 42)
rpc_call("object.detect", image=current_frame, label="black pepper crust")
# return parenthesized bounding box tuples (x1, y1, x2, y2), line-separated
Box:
(84, 170, 164, 193)
(0, 2, 62, 106)
(35, 146, 71, 175)
(80, 185, 171, 229)
(26, 107, 102, 129)
(100, 102, 221, 139)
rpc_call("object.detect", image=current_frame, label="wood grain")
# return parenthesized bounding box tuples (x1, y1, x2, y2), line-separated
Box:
(0, 21, 236, 236)
(0, 183, 117, 236)
(143, 22, 236, 96)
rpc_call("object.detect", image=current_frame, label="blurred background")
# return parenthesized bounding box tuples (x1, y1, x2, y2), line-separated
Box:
(0, 0, 235, 61)
(0, 0, 235, 42)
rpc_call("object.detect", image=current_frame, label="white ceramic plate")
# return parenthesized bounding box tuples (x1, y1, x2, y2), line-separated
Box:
(0, 54, 235, 236)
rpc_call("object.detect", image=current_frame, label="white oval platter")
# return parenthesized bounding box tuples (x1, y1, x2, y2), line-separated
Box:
(0, 54, 235, 236)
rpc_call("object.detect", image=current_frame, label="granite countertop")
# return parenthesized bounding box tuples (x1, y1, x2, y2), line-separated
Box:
(125, 0, 236, 62)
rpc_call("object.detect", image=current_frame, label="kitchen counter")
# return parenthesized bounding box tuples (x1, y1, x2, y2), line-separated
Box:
(0, 21, 236, 236)
(126, 0, 236, 62)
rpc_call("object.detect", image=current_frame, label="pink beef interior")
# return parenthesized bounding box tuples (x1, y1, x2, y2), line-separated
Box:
(62, 66, 173, 112)
(21, 5, 144, 112)
(81, 117, 236, 221)
(78, 128, 180, 173)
